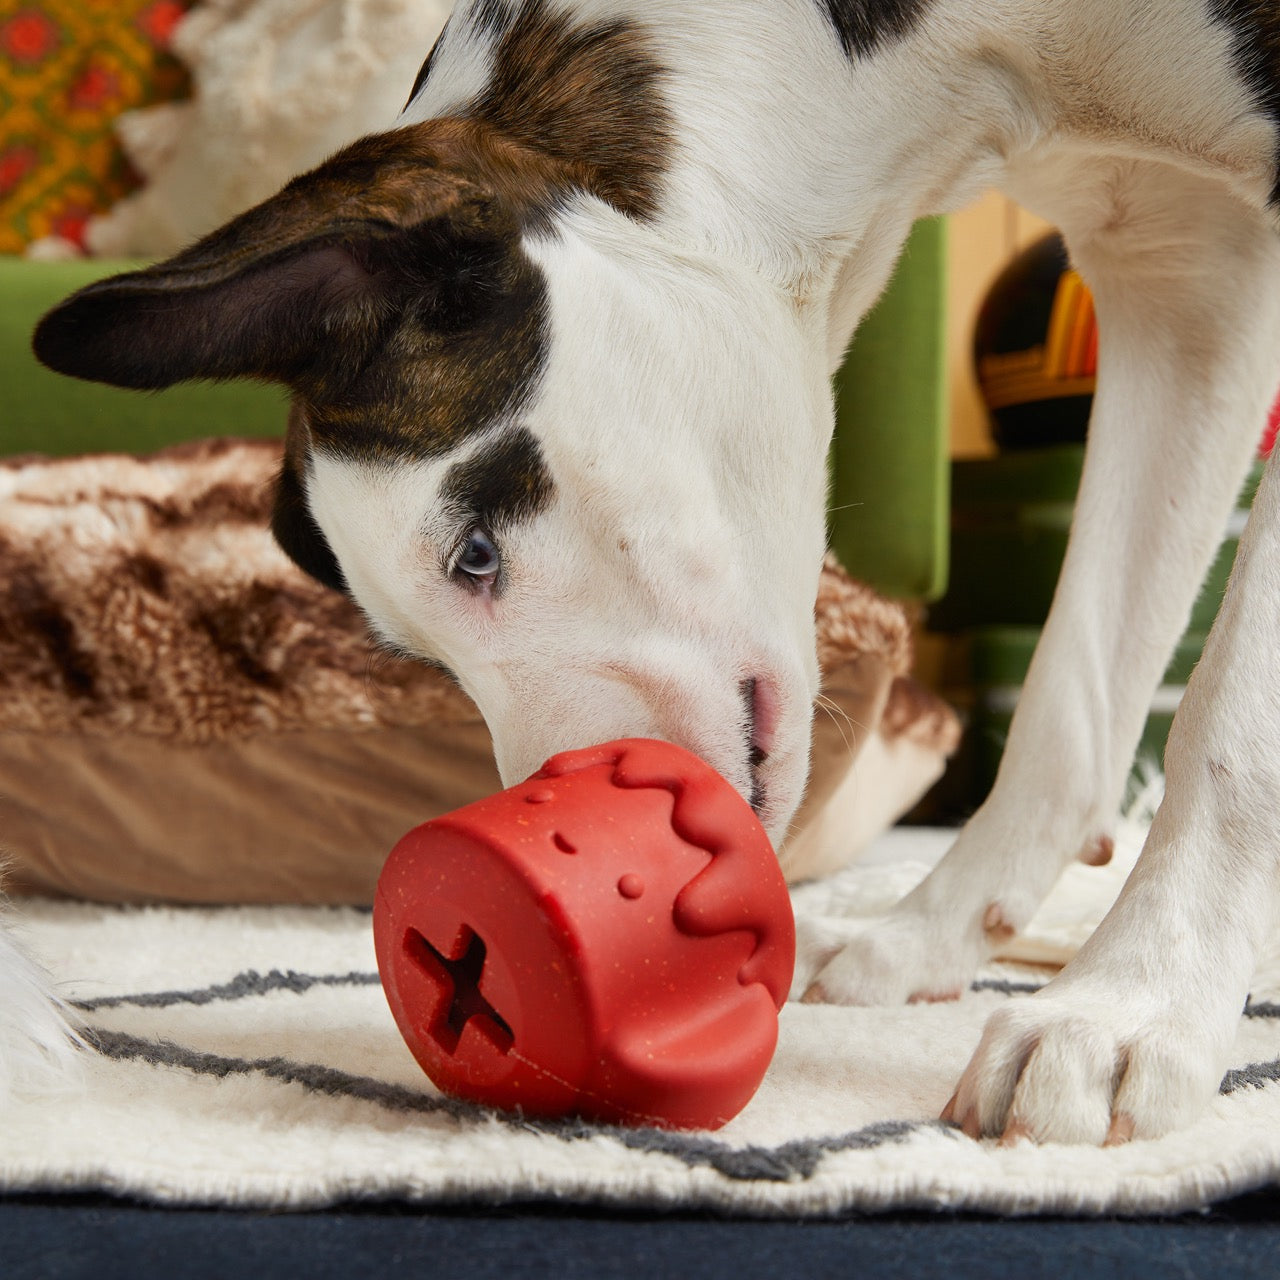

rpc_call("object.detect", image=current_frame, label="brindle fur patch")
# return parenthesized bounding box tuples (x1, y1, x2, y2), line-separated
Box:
(468, 0, 673, 223)
(297, 166, 551, 465)
(1208, 0, 1280, 204)
(272, 407, 349, 596)
(409, 1, 670, 222)
(409, 0, 672, 224)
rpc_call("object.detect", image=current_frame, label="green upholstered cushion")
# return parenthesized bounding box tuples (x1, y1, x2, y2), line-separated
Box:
(1, 256, 288, 456)
(828, 218, 949, 602)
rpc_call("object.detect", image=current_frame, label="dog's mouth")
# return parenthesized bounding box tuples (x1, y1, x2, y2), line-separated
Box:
(741, 677, 774, 818)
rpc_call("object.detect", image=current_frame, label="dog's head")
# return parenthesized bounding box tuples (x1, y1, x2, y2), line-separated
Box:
(33, 120, 831, 843)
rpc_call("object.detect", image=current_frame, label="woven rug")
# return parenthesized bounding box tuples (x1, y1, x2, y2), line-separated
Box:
(6, 794, 1280, 1217)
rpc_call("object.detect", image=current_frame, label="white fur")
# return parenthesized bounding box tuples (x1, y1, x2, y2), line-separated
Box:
(8, 0, 1280, 1144)
(0, 908, 82, 1098)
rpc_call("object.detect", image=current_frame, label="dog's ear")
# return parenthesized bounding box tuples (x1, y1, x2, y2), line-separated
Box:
(31, 126, 516, 394)
(271, 406, 347, 594)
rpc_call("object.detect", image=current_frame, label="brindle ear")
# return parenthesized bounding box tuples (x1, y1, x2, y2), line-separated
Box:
(271, 410, 347, 594)
(32, 126, 515, 394)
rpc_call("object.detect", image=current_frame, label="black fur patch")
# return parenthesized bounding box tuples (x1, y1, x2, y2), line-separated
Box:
(440, 425, 554, 530)
(270, 452, 348, 596)
(817, 0, 932, 60)
(1208, 0, 1280, 205)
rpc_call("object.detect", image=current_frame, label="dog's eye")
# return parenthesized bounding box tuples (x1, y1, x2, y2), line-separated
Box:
(454, 527, 501, 581)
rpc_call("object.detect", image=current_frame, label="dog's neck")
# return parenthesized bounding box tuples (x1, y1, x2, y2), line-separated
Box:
(640, 7, 1015, 263)
(401, 0, 1026, 357)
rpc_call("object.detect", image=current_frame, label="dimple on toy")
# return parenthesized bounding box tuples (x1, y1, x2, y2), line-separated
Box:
(373, 738, 795, 1130)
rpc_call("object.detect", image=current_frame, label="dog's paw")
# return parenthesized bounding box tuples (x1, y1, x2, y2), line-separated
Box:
(0, 917, 83, 1101)
(802, 903, 991, 1005)
(943, 986, 1227, 1145)
(801, 803, 1088, 1006)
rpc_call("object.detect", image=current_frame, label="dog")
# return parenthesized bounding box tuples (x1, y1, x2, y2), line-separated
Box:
(15, 0, 1280, 1146)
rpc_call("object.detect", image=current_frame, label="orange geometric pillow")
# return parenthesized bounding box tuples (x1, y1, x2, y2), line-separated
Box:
(0, 0, 192, 254)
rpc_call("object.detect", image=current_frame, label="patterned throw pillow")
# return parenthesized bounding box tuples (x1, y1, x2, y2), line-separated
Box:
(0, 0, 192, 254)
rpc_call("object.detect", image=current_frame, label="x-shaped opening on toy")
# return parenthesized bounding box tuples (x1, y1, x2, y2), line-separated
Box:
(404, 925, 515, 1057)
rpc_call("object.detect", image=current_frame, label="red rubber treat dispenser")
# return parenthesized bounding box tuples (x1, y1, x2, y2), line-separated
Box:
(373, 738, 795, 1130)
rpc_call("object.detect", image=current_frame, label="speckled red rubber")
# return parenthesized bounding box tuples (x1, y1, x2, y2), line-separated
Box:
(373, 738, 795, 1130)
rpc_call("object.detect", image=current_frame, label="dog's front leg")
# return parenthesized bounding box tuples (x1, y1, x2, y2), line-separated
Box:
(807, 163, 1280, 1012)
(948, 397, 1280, 1143)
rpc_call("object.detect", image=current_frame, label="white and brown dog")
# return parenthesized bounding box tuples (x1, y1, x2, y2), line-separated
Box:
(16, 0, 1280, 1146)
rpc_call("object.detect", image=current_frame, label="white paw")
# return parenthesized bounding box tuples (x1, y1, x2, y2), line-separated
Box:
(944, 985, 1228, 1145)
(799, 800, 1094, 1007)
(0, 916, 84, 1101)
(802, 902, 994, 1005)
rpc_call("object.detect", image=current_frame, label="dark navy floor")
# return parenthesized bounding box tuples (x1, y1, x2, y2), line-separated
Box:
(6, 1190, 1280, 1280)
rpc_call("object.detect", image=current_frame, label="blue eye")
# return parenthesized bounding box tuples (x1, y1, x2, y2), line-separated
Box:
(455, 527, 501, 581)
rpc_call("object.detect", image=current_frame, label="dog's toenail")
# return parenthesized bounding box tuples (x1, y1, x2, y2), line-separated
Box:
(1104, 1112, 1135, 1146)
(908, 987, 961, 1004)
(999, 1119, 1034, 1147)
(982, 903, 1016, 942)
(1079, 834, 1115, 867)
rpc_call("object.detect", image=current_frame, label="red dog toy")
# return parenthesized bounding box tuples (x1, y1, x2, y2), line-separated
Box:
(373, 738, 795, 1130)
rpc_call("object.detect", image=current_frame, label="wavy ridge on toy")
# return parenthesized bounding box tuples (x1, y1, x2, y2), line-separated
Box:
(535, 738, 794, 1009)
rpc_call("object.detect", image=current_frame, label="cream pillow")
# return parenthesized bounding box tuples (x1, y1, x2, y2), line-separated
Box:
(0, 439, 957, 903)
(85, 0, 454, 258)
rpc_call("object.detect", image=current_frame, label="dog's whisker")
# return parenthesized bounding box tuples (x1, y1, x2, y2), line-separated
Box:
(814, 694, 877, 762)
(813, 694, 856, 757)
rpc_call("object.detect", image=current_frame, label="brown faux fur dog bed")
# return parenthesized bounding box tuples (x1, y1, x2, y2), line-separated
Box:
(0, 438, 957, 903)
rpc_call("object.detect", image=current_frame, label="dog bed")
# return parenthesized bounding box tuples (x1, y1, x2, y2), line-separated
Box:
(0, 437, 958, 904)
